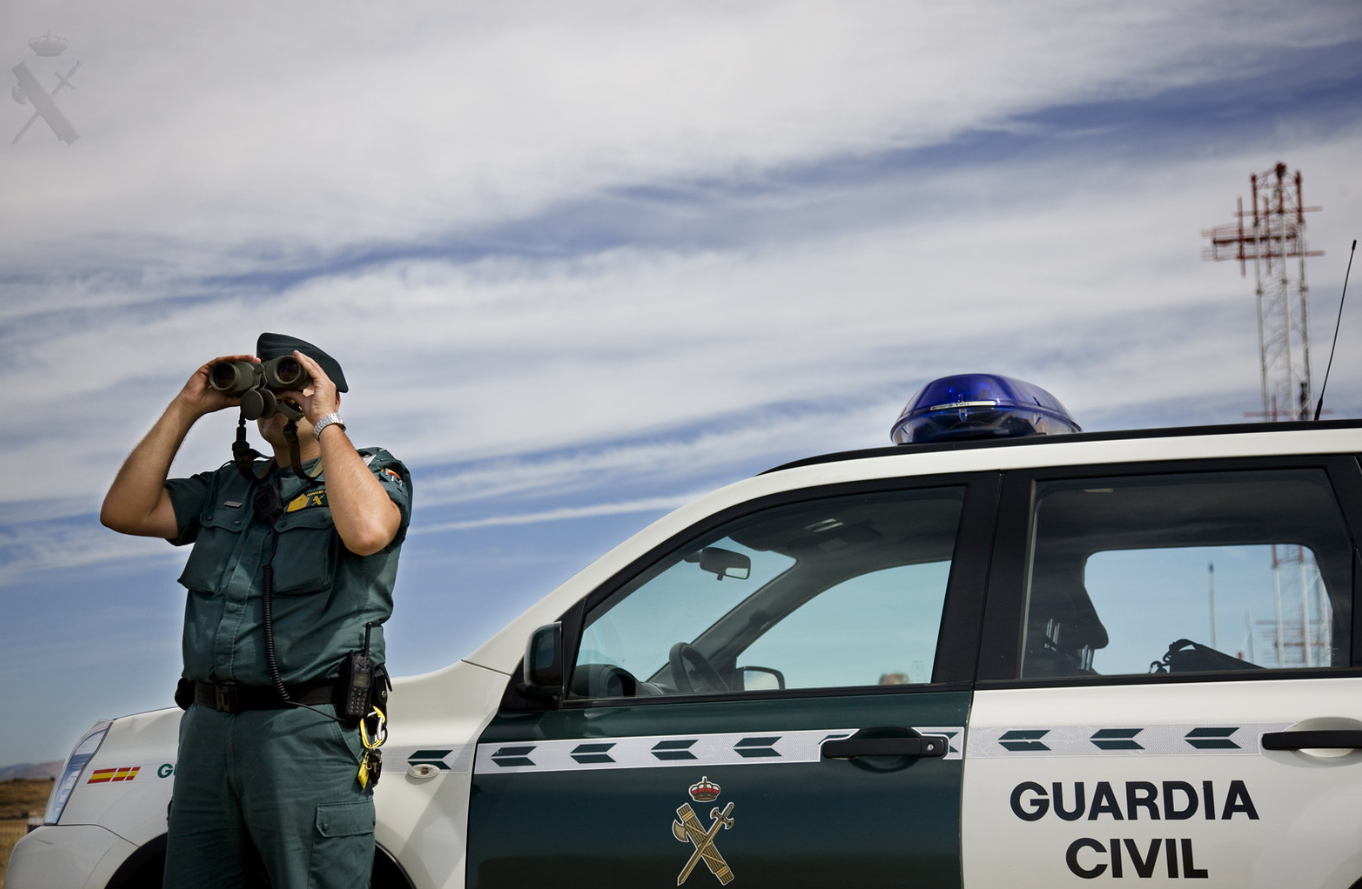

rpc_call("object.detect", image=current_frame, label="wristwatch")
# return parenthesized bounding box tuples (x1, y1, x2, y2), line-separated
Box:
(313, 412, 346, 440)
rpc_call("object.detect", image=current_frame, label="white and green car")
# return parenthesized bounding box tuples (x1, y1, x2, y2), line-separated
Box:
(13, 375, 1362, 889)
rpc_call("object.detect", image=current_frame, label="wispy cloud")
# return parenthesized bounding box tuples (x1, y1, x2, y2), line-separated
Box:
(7, 130, 1360, 510)
(5, 1, 1358, 278)
(414, 495, 699, 534)
(0, 518, 182, 588)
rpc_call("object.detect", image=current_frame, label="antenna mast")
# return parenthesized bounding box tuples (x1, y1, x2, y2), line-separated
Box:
(1202, 164, 1327, 668)
(1202, 162, 1322, 421)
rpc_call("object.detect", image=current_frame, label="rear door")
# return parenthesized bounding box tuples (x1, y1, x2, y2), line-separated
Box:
(467, 474, 998, 889)
(965, 455, 1362, 886)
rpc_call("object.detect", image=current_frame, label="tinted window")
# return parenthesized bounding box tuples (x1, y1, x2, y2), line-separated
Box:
(572, 487, 965, 698)
(1022, 469, 1353, 678)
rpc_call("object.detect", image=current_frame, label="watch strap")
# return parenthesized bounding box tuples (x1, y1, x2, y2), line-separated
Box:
(314, 413, 346, 441)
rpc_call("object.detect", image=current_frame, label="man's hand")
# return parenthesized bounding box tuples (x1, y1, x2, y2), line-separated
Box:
(278, 350, 339, 426)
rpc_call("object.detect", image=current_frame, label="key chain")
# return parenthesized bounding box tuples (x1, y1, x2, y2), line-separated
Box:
(357, 706, 387, 789)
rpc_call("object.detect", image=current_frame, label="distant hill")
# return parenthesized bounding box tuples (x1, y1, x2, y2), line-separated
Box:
(0, 762, 62, 782)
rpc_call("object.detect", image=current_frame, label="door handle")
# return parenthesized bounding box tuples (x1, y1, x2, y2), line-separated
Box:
(822, 735, 948, 759)
(1261, 730, 1362, 750)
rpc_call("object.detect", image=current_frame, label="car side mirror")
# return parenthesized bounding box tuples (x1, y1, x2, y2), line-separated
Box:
(739, 666, 785, 691)
(684, 546, 752, 581)
(523, 622, 564, 694)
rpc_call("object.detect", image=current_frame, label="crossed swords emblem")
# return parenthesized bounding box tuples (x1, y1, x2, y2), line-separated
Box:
(672, 800, 735, 885)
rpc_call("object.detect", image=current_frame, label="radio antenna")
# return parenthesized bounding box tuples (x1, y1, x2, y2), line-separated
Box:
(1314, 239, 1357, 421)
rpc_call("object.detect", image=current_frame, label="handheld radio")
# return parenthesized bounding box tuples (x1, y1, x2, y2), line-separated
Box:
(342, 623, 375, 722)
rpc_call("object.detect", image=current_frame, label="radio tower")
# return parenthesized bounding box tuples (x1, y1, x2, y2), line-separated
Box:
(1202, 162, 1322, 421)
(1202, 163, 1326, 668)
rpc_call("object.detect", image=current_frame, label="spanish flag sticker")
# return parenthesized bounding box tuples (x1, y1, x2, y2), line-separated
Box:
(88, 766, 140, 784)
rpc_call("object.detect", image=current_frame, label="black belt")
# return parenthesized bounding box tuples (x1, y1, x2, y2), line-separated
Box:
(192, 679, 337, 713)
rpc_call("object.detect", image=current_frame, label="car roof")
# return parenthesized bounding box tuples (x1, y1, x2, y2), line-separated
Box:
(764, 419, 1362, 475)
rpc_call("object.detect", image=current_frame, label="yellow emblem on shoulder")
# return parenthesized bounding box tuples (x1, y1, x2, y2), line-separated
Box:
(285, 490, 328, 512)
(673, 777, 735, 885)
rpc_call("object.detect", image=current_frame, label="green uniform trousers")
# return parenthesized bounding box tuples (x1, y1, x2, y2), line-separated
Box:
(163, 702, 375, 889)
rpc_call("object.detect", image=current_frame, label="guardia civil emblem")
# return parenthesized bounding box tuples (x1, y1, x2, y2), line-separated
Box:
(672, 777, 735, 885)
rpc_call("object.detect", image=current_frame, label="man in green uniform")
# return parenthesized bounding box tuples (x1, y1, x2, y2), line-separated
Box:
(101, 333, 412, 889)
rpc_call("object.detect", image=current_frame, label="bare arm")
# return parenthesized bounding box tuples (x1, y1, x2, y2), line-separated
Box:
(289, 351, 402, 556)
(318, 425, 402, 556)
(100, 354, 254, 538)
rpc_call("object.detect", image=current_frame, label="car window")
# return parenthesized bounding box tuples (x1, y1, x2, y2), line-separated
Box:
(574, 537, 795, 689)
(737, 562, 949, 688)
(571, 487, 965, 699)
(1021, 468, 1354, 679)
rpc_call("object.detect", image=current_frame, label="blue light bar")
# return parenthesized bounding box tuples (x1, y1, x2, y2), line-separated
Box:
(891, 373, 1080, 444)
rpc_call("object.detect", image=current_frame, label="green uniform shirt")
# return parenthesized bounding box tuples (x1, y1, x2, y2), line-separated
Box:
(164, 448, 412, 686)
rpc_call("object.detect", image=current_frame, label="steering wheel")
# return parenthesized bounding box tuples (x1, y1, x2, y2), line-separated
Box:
(668, 642, 728, 694)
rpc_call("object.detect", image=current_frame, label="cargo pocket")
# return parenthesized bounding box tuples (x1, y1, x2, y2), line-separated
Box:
(176, 507, 245, 591)
(271, 507, 337, 594)
(310, 800, 376, 888)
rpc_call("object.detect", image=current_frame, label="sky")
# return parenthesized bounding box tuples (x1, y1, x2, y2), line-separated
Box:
(2, 0, 1360, 768)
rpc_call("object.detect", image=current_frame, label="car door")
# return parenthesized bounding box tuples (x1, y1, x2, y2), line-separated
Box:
(964, 455, 1362, 887)
(466, 474, 999, 889)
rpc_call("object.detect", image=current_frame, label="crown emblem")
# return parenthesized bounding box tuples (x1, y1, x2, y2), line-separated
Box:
(28, 33, 69, 57)
(688, 776, 720, 802)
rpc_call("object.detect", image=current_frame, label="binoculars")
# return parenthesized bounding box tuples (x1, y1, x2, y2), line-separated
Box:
(209, 357, 310, 420)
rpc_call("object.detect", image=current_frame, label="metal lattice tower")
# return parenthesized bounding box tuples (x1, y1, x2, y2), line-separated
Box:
(1203, 164, 1327, 667)
(1203, 162, 1322, 421)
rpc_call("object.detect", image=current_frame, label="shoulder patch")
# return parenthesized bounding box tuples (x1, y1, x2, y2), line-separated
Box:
(286, 489, 328, 512)
(380, 467, 404, 488)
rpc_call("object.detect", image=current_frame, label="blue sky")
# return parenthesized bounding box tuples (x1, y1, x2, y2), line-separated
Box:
(2, 0, 1361, 767)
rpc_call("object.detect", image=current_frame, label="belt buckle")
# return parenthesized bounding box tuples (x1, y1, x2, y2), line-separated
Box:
(214, 683, 239, 712)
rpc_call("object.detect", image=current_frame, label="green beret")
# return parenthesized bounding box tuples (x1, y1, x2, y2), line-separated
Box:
(256, 332, 348, 393)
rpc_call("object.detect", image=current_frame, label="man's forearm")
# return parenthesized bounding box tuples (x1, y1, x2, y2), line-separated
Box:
(100, 400, 198, 538)
(318, 424, 401, 556)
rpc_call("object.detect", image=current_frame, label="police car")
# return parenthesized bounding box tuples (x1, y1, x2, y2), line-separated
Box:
(12, 374, 1362, 888)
